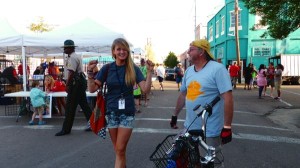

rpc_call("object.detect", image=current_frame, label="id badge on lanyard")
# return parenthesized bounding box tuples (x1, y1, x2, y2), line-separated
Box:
(116, 66, 126, 110)
(118, 98, 125, 109)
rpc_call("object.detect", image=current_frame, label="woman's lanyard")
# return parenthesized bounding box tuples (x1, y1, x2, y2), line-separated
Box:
(116, 65, 125, 109)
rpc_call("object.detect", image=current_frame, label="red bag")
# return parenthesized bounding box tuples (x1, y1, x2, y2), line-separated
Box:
(89, 63, 110, 139)
(89, 92, 106, 139)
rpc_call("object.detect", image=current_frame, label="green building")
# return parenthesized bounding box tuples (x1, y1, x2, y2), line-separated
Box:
(207, 0, 300, 70)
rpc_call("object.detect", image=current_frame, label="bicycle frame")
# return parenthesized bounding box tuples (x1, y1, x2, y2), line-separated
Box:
(150, 96, 221, 168)
(171, 96, 221, 167)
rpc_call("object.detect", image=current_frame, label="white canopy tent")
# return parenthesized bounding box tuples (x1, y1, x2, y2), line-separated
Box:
(0, 18, 128, 91)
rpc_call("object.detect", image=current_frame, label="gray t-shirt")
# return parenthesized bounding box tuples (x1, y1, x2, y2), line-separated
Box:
(274, 69, 282, 82)
(96, 62, 145, 115)
(66, 52, 83, 74)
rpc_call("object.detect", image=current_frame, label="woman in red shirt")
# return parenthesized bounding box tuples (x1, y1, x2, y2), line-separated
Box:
(45, 74, 66, 116)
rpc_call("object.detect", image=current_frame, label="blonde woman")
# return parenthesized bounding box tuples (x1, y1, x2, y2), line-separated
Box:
(44, 75, 55, 93)
(87, 38, 154, 168)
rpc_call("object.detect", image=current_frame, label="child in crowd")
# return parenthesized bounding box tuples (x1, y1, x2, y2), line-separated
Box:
(29, 80, 46, 125)
(50, 73, 66, 116)
(251, 66, 258, 88)
(133, 83, 141, 113)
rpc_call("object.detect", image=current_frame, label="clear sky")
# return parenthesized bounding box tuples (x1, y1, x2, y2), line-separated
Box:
(1, 0, 224, 59)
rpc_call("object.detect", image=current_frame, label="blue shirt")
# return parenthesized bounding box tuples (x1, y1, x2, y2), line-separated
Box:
(30, 88, 46, 108)
(96, 62, 145, 115)
(181, 61, 232, 137)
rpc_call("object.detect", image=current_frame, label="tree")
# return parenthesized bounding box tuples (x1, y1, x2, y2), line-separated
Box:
(28, 17, 54, 33)
(163, 52, 179, 68)
(243, 0, 300, 39)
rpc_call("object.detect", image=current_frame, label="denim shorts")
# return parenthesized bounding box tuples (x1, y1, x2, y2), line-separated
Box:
(105, 111, 135, 129)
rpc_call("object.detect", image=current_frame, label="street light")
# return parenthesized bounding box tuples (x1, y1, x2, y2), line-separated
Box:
(235, 0, 241, 66)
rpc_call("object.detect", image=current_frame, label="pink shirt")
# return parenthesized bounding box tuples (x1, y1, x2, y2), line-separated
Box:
(257, 69, 267, 86)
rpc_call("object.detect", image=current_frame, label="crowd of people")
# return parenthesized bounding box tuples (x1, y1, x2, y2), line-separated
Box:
(234, 62, 284, 100)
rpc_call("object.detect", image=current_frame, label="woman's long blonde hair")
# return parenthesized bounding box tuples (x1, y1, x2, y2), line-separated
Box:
(45, 75, 54, 90)
(111, 38, 136, 86)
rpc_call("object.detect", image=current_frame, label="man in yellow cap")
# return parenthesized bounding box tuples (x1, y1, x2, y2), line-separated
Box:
(170, 39, 234, 167)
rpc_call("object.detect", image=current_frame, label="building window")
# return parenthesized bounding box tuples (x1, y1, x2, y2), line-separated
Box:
(216, 21, 219, 38)
(221, 16, 225, 35)
(209, 26, 213, 42)
(253, 47, 271, 57)
(217, 47, 224, 59)
(229, 10, 242, 32)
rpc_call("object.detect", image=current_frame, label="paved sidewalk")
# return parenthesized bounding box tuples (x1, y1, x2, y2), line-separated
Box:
(233, 84, 300, 134)
(268, 109, 300, 133)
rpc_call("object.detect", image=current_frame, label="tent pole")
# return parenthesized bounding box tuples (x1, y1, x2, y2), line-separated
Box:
(22, 46, 27, 91)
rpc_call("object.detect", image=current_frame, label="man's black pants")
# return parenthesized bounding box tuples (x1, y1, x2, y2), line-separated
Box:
(61, 77, 92, 133)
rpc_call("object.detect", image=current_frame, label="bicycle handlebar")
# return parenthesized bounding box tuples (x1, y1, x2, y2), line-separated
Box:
(193, 96, 221, 117)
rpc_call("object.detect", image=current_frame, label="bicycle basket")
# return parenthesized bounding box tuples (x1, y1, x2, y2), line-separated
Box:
(150, 134, 201, 168)
(150, 134, 177, 168)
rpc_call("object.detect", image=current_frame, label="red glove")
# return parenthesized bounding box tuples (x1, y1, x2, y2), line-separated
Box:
(221, 127, 232, 144)
(170, 116, 178, 129)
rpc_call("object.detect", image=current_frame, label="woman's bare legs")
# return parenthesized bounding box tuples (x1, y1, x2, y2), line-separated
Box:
(109, 128, 133, 168)
(56, 97, 66, 116)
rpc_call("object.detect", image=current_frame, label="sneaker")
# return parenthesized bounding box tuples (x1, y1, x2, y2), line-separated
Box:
(274, 97, 280, 100)
(28, 121, 35, 125)
(38, 121, 46, 125)
(85, 121, 92, 131)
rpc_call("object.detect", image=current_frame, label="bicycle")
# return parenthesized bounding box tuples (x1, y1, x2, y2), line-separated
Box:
(150, 96, 222, 168)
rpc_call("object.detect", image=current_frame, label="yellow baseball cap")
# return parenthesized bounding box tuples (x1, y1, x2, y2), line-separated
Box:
(190, 39, 214, 59)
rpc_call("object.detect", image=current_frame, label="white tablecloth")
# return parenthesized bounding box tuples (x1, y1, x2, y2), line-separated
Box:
(4, 91, 97, 97)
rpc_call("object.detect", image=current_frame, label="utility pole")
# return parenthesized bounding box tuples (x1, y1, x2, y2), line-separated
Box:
(194, 0, 197, 39)
(235, 0, 241, 66)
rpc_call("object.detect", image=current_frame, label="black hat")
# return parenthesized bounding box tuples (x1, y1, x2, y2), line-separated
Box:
(62, 39, 77, 48)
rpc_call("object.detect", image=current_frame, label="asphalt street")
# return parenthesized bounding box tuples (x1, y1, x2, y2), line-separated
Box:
(0, 80, 299, 168)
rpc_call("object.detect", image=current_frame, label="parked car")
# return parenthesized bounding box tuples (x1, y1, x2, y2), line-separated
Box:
(165, 68, 176, 81)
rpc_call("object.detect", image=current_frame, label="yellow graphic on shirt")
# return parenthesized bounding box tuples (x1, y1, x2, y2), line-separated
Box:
(187, 81, 204, 101)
